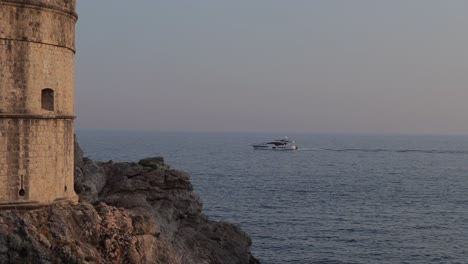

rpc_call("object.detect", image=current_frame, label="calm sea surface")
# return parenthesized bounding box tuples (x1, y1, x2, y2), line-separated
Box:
(77, 131, 468, 264)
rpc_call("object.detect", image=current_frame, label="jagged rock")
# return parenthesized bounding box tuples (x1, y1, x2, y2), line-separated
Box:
(74, 135, 84, 169)
(0, 139, 260, 264)
(138, 157, 168, 170)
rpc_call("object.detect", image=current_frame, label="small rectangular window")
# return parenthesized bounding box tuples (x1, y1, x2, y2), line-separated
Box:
(41, 88, 54, 111)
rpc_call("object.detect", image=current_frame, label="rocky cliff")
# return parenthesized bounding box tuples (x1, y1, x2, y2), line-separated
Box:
(0, 140, 260, 264)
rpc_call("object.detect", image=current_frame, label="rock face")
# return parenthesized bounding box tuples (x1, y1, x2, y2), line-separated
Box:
(0, 140, 260, 264)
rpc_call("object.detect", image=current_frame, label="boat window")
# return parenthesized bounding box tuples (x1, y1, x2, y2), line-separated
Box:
(268, 142, 285, 146)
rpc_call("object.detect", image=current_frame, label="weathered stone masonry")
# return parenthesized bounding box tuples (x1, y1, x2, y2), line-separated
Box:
(0, 0, 78, 206)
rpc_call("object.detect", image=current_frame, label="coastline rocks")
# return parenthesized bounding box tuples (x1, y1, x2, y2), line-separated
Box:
(0, 141, 260, 264)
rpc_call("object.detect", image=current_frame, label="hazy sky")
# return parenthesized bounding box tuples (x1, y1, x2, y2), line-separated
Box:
(75, 1, 468, 134)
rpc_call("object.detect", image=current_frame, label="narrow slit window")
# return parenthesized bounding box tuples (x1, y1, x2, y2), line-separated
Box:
(41, 88, 54, 111)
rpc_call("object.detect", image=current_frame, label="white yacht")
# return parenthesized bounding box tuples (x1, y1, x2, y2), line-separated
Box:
(251, 137, 298, 150)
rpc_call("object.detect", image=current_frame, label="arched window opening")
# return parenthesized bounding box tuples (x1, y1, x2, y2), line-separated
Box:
(41, 88, 54, 111)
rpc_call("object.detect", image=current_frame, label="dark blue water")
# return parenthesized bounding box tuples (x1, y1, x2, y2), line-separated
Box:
(76, 131, 468, 264)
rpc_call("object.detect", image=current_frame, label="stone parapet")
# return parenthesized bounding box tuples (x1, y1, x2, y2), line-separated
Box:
(0, 0, 76, 18)
(0, 2, 76, 51)
(0, 114, 76, 119)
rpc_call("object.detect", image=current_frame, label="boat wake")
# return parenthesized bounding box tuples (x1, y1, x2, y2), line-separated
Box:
(299, 148, 468, 155)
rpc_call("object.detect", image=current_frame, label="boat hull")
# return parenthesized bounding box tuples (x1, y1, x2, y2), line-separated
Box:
(252, 145, 298, 150)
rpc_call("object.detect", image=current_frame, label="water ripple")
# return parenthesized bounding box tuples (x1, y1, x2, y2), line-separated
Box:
(77, 131, 468, 264)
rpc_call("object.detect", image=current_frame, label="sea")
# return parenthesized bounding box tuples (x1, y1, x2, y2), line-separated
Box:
(76, 131, 468, 264)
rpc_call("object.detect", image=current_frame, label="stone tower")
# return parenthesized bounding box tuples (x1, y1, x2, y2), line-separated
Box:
(0, 0, 78, 207)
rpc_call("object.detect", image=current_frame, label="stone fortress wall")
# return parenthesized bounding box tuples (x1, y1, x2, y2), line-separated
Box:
(0, 0, 77, 206)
